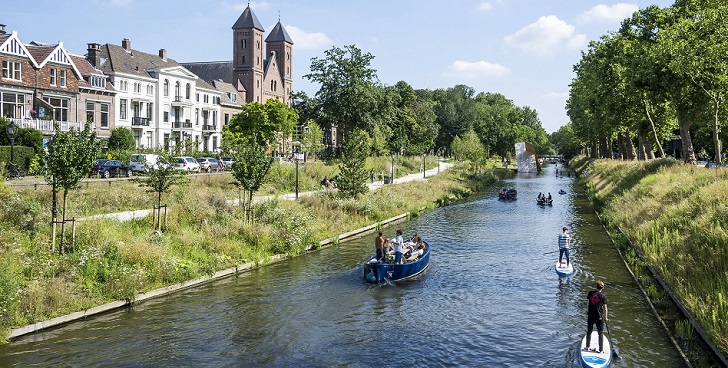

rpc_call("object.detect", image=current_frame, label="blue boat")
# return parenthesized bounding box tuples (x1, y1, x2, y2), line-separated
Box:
(363, 241, 430, 283)
(555, 260, 573, 276)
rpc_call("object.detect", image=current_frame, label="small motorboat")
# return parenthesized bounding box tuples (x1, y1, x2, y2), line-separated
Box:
(537, 198, 553, 206)
(499, 188, 517, 200)
(363, 241, 430, 283)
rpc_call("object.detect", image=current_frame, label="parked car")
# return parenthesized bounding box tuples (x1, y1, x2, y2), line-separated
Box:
(174, 156, 201, 173)
(129, 153, 160, 173)
(705, 162, 719, 169)
(196, 157, 221, 172)
(221, 157, 234, 169)
(91, 159, 132, 178)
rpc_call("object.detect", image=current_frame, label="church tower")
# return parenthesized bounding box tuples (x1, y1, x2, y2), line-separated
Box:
(232, 5, 265, 103)
(265, 20, 294, 105)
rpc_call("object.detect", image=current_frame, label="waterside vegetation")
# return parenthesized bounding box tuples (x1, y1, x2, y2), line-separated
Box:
(0, 158, 506, 343)
(572, 156, 728, 357)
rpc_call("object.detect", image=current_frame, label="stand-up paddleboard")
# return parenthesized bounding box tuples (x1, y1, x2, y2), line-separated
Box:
(555, 260, 573, 276)
(579, 330, 612, 368)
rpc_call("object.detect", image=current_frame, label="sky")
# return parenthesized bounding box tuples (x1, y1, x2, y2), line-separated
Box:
(4, 0, 675, 134)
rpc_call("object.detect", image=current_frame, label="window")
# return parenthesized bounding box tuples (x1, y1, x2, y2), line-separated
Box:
(147, 103, 153, 122)
(42, 96, 70, 121)
(119, 80, 128, 91)
(50, 69, 57, 86)
(91, 75, 106, 88)
(86, 102, 94, 124)
(163, 111, 169, 122)
(241, 39, 247, 49)
(60, 70, 66, 87)
(1, 91, 26, 119)
(163, 79, 169, 97)
(2, 60, 21, 80)
(134, 82, 141, 93)
(195, 108, 199, 125)
(147, 84, 153, 95)
(186, 83, 191, 99)
(100, 103, 109, 127)
(196, 93, 199, 102)
(175, 81, 180, 99)
(228, 92, 237, 103)
(256, 41, 260, 50)
(224, 113, 230, 125)
(241, 55, 246, 64)
(203, 94, 209, 103)
(120, 99, 127, 119)
(256, 57, 260, 66)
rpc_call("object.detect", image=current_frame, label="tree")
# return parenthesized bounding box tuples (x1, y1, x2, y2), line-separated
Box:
(337, 129, 369, 198)
(266, 98, 299, 156)
(44, 123, 100, 252)
(226, 102, 275, 147)
(133, 153, 188, 230)
(227, 137, 273, 223)
(304, 45, 379, 140)
(299, 120, 325, 161)
(107, 127, 136, 151)
(451, 130, 485, 171)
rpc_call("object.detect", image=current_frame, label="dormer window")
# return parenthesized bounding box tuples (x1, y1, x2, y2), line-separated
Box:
(228, 92, 237, 102)
(90, 75, 106, 88)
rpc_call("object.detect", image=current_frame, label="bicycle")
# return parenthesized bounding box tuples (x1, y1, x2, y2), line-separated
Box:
(5, 162, 26, 179)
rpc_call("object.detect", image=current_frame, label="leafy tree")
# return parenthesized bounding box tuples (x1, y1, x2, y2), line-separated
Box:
(44, 123, 100, 252)
(299, 120, 325, 161)
(226, 102, 275, 147)
(432, 85, 478, 152)
(337, 129, 369, 198)
(133, 153, 188, 230)
(266, 98, 299, 155)
(227, 137, 273, 223)
(304, 44, 379, 140)
(451, 130, 485, 171)
(291, 91, 321, 125)
(551, 124, 584, 159)
(107, 127, 136, 151)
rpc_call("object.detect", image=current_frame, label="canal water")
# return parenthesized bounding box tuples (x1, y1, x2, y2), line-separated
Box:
(0, 164, 685, 367)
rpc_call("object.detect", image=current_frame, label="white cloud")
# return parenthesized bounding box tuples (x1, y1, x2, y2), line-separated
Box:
(477, 2, 493, 11)
(284, 25, 333, 51)
(504, 15, 586, 54)
(578, 3, 639, 23)
(443, 60, 510, 78)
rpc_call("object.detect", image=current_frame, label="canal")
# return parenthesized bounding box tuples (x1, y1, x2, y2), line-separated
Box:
(0, 164, 685, 367)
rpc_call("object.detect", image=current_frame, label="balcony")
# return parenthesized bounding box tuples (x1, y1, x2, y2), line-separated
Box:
(131, 117, 151, 127)
(11, 118, 91, 135)
(202, 124, 217, 132)
(171, 95, 193, 107)
(172, 120, 193, 129)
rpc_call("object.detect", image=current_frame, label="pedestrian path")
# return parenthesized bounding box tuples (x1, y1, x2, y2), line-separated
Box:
(80, 160, 454, 222)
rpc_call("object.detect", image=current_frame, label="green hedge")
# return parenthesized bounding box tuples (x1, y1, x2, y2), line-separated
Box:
(0, 146, 35, 170)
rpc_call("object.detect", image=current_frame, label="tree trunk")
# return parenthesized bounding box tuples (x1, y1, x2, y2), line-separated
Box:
(637, 129, 649, 161)
(61, 190, 68, 253)
(625, 132, 637, 160)
(677, 108, 697, 164)
(712, 98, 722, 163)
(644, 99, 666, 157)
(599, 137, 609, 159)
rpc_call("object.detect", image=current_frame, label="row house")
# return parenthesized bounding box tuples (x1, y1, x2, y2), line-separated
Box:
(86, 39, 233, 152)
(0, 25, 104, 140)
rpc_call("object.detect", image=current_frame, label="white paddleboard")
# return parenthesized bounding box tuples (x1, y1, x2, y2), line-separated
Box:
(555, 260, 573, 276)
(579, 330, 612, 368)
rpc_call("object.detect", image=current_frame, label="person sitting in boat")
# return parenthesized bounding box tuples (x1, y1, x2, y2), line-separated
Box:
(391, 229, 404, 264)
(537, 192, 543, 201)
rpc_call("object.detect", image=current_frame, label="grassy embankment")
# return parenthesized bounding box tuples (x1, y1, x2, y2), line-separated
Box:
(0, 156, 508, 342)
(570, 156, 728, 355)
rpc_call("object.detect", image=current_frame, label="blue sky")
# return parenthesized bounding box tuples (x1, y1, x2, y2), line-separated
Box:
(5, 0, 674, 133)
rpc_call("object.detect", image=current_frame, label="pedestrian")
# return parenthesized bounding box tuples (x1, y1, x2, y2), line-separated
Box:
(378, 170, 383, 183)
(370, 169, 375, 183)
(583, 280, 609, 353)
(217, 156, 223, 172)
(558, 227, 570, 267)
(391, 229, 404, 264)
(375, 231, 385, 262)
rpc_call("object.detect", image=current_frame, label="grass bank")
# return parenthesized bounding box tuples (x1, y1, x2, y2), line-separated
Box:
(571, 156, 728, 357)
(0, 158, 506, 343)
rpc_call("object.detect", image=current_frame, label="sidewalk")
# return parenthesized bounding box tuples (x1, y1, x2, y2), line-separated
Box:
(80, 160, 454, 222)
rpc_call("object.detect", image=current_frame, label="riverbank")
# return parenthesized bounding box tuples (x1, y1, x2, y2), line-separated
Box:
(0, 159, 507, 342)
(570, 156, 728, 359)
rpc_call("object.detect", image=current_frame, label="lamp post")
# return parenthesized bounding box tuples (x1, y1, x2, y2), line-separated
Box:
(7, 121, 16, 164)
(294, 155, 300, 199)
(390, 152, 395, 184)
(423, 153, 426, 178)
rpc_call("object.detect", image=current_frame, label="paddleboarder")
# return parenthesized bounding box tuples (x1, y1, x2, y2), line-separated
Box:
(584, 280, 609, 353)
(557, 227, 571, 267)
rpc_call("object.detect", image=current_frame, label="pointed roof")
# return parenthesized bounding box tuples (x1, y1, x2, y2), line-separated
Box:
(232, 5, 264, 31)
(265, 21, 293, 44)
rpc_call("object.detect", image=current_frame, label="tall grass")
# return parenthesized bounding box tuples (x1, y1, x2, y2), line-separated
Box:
(572, 157, 728, 354)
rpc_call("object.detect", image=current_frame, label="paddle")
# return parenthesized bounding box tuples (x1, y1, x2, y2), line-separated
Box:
(543, 250, 559, 255)
(605, 320, 621, 361)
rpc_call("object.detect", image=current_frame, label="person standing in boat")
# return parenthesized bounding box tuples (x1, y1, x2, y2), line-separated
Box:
(557, 227, 571, 267)
(584, 280, 609, 353)
(375, 231, 386, 262)
(392, 229, 404, 264)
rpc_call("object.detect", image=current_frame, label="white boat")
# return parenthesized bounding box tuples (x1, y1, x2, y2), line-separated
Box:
(555, 260, 573, 276)
(579, 330, 612, 368)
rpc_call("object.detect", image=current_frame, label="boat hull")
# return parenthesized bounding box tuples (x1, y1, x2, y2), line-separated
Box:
(363, 243, 430, 283)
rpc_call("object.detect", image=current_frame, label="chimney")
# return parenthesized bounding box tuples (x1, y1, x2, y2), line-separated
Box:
(86, 43, 101, 67)
(159, 48, 167, 61)
(121, 38, 131, 51)
(0, 24, 6, 35)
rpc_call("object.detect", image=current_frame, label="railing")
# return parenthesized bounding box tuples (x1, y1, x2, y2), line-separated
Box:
(10, 118, 91, 134)
(202, 124, 216, 131)
(172, 120, 192, 129)
(131, 117, 151, 126)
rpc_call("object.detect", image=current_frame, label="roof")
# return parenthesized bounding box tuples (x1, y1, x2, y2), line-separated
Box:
(181, 61, 234, 84)
(211, 79, 243, 108)
(25, 44, 55, 64)
(94, 43, 182, 78)
(232, 5, 264, 31)
(265, 21, 293, 44)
